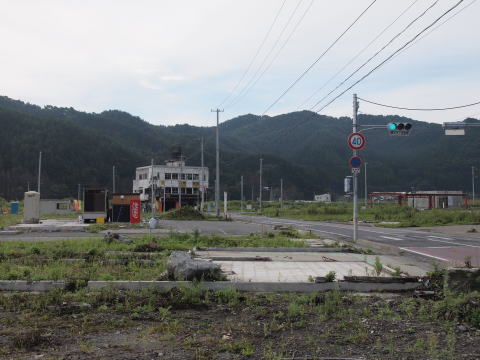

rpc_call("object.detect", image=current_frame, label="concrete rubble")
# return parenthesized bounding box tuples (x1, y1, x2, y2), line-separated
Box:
(167, 251, 221, 281)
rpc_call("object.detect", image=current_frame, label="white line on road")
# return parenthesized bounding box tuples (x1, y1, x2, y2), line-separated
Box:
(425, 237, 480, 248)
(428, 235, 453, 240)
(380, 236, 403, 241)
(400, 248, 450, 262)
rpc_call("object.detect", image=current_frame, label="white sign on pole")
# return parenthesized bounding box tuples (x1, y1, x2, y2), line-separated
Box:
(348, 132, 366, 151)
(352, 168, 361, 174)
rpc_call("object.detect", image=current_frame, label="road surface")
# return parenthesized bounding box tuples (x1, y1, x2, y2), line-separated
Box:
(232, 213, 480, 267)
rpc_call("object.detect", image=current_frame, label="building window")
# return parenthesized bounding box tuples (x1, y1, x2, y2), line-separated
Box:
(56, 203, 68, 210)
(186, 188, 192, 194)
(181, 173, 186, 180)
(193, 174, 199, 180)
(172, 173, 178, 180)
(181, 188, 186, 194)
(203, 174, 206, 181)
(165, 187, 171, 194)
(172, 188, 178, 194)
(165, 173, 171, 180)
(187, 174, 193, 180)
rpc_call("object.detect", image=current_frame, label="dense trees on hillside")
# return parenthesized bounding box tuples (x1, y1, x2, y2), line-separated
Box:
(0, 96, 478, 201)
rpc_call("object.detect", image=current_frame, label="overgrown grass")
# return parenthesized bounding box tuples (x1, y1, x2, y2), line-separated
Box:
(0, 214, 22, 229)
(255, 201, 480, 227)
(0, 283, 478, 358)
(157, 206, 225, 221)
(0, 232, 308, 281)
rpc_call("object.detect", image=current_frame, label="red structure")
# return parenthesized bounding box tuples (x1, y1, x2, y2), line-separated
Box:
(368, 192, 468, 209)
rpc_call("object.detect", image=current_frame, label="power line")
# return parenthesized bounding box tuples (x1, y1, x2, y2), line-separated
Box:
(296, 0, 420, 111)
(357, 97, 480, 111)
(228, 0, 314, 109)
(310, 0, 440, 111)
(316, 0, 465, 113)
(386, 0, 477, 63)
(226, 0, 305, 109)
(216, 0, 287, 108)
(262, 0, 378, 115)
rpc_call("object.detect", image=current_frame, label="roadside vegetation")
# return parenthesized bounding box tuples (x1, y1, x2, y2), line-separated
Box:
(0, 232, 308, 281)
(239, 201, 480, 227)
(156, 206, 226, 221)
(0, 284, 478, 359)
(0, 214, 22, 229)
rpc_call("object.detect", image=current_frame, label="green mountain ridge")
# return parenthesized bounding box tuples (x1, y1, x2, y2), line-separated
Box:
(0, 95, 478, 201)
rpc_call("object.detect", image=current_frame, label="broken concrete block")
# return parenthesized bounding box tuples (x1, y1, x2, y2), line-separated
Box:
(167, 251, 221, 281)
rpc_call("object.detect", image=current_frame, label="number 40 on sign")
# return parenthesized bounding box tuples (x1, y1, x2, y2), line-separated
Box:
(347, 132, 366, 151)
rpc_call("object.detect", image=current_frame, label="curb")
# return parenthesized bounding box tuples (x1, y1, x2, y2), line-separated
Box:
(87, 280, 422, 293)
(352, 238, 401, 255)
(197, 247, 356, 253)
(0, 280, 66, 292)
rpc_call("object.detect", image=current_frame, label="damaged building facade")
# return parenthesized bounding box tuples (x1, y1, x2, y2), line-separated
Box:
(132, 148, 209, 211)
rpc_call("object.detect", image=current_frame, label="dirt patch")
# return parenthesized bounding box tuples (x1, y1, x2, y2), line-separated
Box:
(1, 289, 479, 359)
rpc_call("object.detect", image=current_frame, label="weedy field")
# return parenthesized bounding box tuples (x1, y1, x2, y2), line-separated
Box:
(0, 231, 308, 282)
(241, 201, 480, 227)
(0, 285, 478, 359)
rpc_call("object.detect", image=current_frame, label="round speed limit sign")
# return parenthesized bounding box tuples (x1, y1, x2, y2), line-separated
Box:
(347, 132, 366, 151)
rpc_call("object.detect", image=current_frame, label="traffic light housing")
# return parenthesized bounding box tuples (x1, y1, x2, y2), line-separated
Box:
(387, 122, 412, 136)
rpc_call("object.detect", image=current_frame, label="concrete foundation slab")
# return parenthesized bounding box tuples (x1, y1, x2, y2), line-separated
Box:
(5, 219, 88, 232)
(217, 261, 376, 282)
(196, 250, 361, 262)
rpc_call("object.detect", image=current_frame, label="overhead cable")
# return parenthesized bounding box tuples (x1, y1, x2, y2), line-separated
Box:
(358, 97, 480, 111)
(316, 0, 465, 113)
(227, 0, 314, 109)
(296, 0, 420, 111)
(226, 0, 305, 109)
(216, 0, 287, 108)
(311, 0, 440, 111)
(387, 0, 477, 63)
(261, 0, 378, 115)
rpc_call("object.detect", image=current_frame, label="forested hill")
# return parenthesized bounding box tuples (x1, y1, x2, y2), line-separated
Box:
(0, 95, 479, 201)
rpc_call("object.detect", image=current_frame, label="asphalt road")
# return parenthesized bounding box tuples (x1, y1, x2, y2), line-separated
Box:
(232, 213, 480, 266)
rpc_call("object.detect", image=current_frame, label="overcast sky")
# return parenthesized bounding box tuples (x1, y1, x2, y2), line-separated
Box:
(1, 0, 479, 126)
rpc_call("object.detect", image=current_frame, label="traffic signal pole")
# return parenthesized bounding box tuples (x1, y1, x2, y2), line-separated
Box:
(352, 94, 359, 243)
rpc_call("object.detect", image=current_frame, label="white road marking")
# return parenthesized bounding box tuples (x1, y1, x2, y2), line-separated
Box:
(380, 236, 403, 241)
(428, 235, 453, 240)
(425, 237, 480, 248)
(400, 248, 450, 262)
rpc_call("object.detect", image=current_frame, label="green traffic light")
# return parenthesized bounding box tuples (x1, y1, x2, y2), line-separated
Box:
(388, 123, 397, 131)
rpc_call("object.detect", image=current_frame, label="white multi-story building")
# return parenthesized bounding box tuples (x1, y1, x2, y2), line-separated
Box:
(133, 158, 209, 211)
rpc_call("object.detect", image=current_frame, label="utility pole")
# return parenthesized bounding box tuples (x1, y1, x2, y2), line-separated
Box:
(112, 165, 116, 194)
(280, 178, 283, 209)
(259, 158, 263, 211)
(37, 151, 42, 194)
(240, 175, 244, 212)
(200, 137, 205, 212)
(364, 162, 368, 208)
(77, 184, 81, 201)
(251, 186, 254, 202)
(472, 166, 475, 206)
(211, 108, 223, 216)
(352, 94, 359, 243)
(179, 153, 183, 208)
(151, 158, 155, 217)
